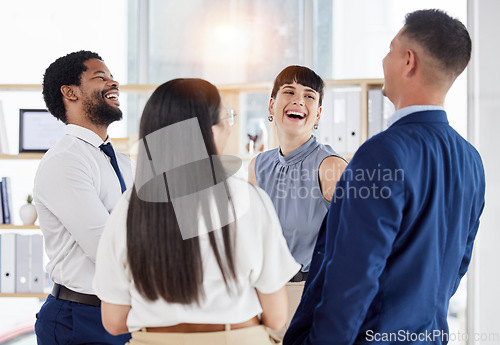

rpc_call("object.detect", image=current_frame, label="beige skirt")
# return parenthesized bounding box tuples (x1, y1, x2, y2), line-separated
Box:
(126, 325, 280, 345)
(267, 281, 306, 341)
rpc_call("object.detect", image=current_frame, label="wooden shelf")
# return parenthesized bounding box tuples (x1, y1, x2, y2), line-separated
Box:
(0, 293, 47, 298)
(0, 80, 384, 93)
(0, 142, 130, 158)
(0, 84, 43, 92)
(324, 79, 384, 88)
(0, 224, 40, 230)
(0, 153, 44, 160)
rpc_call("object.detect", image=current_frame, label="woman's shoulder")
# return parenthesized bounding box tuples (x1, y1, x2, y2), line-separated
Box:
(253, 148, 280, 177)
(226, 176, 274, 217)
(227, 176, 266, 201)
(316, 141, 345, 161)
(255, 147, 279, 164)
(107, 190, 132, 228)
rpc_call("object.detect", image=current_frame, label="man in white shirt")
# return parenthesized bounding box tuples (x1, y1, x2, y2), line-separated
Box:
(34, 50, 133, 345)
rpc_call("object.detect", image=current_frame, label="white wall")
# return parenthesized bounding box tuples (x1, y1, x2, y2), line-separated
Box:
(468, 0, 500, 344)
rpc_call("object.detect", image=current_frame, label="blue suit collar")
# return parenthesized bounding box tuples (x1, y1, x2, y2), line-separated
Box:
(390, 110, 449, 127)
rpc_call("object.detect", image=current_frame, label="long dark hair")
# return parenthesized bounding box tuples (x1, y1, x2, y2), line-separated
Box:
(126, 78, 237, 304)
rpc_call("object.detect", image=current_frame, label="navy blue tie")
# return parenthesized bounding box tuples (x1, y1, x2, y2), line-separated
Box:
(100, 142, 126, 193)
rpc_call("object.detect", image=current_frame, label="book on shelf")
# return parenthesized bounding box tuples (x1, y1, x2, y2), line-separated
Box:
(0, 180, 3, 224)
(0, 176, 12, 224)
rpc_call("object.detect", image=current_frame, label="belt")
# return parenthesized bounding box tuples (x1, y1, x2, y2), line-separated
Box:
(144, 315, 260, 333)
(290, 270, 308, 282)
(51, 283, 101, 307)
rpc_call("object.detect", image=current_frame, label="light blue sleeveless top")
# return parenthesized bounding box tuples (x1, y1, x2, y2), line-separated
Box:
(255, 136, 344, 272)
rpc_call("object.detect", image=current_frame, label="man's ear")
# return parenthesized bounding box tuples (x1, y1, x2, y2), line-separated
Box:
(60, 85, 78, 101)
(404, 49, 417, 77)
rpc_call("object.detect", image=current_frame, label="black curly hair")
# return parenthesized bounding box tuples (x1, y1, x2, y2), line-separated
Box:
(42, 50, 102, 123)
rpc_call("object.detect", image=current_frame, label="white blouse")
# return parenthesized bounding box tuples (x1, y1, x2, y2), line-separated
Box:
(93, 177, 300, 332)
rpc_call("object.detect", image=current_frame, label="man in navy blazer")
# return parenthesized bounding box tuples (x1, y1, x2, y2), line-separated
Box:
(284, 9, 485, 345)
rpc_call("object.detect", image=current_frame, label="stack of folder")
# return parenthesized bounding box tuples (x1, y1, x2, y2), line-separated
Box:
(0, 233, 47, 293)
(367, 89, 395, 139)
(318, 87, 362, 154)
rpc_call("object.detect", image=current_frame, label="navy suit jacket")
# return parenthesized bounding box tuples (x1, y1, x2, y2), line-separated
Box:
(284, 110, 485, 345)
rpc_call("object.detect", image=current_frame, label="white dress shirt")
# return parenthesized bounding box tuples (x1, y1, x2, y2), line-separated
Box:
(34, 124, 134, 294)
(93, 177, 300, 331)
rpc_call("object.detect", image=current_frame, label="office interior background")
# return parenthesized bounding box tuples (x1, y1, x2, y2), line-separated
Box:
(0, 0, 498, 344)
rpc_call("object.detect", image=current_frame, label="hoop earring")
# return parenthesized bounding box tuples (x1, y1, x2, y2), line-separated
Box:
(268, 114, 274, 122)
(313, 123, 319, 130)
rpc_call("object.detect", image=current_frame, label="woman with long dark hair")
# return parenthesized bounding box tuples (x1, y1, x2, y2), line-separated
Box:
(93, 78, 299, 345)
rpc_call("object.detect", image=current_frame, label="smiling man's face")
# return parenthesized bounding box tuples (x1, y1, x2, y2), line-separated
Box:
(78, 58, 122, 126)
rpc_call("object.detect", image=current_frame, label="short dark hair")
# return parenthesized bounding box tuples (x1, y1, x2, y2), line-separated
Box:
(403, 9, 471, 79)
(271, 65, 325, 106)
(42, 50, 102, 123)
